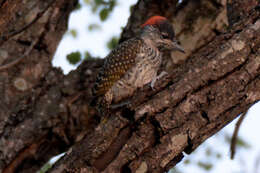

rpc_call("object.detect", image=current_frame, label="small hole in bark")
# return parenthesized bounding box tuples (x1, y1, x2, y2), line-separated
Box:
(121, 164, 132, 173)
(149, 116, 163, 145)
(17, 39, 31, 46)
(94, 113, 101, 123)
(235, 29, 242, 33)
(184, 133, 193, 154)
(121, 108, 135, 122)
(201, 110, 210, 122)
(213, 29, 221, 36)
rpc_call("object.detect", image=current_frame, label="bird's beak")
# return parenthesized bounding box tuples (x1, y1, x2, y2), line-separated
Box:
(171, 40, 185, 53)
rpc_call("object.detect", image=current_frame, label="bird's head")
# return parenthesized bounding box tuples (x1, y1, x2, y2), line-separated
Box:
(141, 16, 185, 53)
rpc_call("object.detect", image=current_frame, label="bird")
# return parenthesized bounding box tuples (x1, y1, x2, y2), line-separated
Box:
(92, 16, 185, 115)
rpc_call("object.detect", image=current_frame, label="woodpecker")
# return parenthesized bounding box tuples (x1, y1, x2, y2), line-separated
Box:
(93, 16, 184, 114)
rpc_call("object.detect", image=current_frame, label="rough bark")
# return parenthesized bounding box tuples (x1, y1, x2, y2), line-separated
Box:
(0, 1, 84, 172)
(0, 0, 259, 173)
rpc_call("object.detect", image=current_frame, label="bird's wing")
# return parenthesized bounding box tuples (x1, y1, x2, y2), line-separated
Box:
(93, 38, 144, 96)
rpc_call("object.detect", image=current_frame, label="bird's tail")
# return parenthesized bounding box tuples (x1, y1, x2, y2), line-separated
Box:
(91, 96, 110, 118)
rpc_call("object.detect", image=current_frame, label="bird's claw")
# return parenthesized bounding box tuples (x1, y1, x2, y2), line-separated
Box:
(150, 71, 168, 90)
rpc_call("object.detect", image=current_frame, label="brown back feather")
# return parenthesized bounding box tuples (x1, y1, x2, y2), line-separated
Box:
(93, 38, 143, 96)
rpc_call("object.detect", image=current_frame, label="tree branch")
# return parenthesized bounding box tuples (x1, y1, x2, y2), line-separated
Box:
(0, 0, 259, 173)
(49, 5, 260, 173)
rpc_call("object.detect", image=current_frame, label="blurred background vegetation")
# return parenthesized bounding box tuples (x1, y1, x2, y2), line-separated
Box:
(58, 0, 120, 68)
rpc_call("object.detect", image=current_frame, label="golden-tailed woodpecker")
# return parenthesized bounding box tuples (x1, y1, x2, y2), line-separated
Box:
(93, 16, 185, 113)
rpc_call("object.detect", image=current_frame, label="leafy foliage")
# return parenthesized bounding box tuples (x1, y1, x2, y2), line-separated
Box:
(84, 51, 91, 60)
(169, 168, 182, 173)
(225, 134, 251, 148)
(100, 8, 110, 21)
(84, 0, 117, 21)
(66, 51, 81, 65)
(74, 3, 82, 11)
(88, 24, 101, 31)
(65, 0, 120, 67)
(107, 36, 119, 50)
(69, 29, 78, 38)
(197, 161, 213, 171)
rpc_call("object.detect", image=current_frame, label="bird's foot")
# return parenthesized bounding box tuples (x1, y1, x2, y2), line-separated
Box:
(150, 71, 169, 90)
(110, 100, 131, 109)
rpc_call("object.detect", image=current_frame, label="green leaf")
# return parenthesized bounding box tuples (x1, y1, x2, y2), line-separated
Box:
(235, 136, 251, 148)
(69, 29, 77, 38)
(216, 152, 222, 159)
(84, 0, 90, 4)
(197, 161, 213, 171)
(183, 159, 190, 165)
(84, 51, 91, 60)
(130, 4, 135, 13)
(66, 51, 81, 65)
(88, 24, 101, 31)
(169, 168, 182, 173)
(205, 147, 212, 156)
(224, 134, 250, 148)
(107, 36, 119, 50)
(99, 8, 109, 21)
(74, 3, 82, 11)
(108, 0, 116, 11)
(95, 0, 103, 5)
(92, 6, 98, 13)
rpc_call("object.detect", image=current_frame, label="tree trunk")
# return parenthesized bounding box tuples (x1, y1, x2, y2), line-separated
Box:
(0, 0, 259, 173)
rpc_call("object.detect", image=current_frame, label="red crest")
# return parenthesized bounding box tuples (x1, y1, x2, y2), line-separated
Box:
(141, 16, 167, 28)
